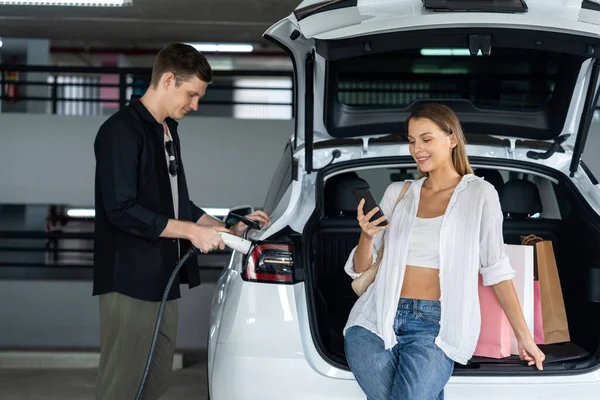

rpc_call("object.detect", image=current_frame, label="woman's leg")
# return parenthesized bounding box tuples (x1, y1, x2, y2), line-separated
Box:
(390, 299, 455, 400)
(344, 325, 398, 400)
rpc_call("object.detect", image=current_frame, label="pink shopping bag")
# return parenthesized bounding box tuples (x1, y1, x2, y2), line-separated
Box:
(533, 280, 545, 345)
(474, 275, 512, 358)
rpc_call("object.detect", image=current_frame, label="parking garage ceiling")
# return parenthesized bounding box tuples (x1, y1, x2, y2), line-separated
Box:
(0, 0, 300, 52)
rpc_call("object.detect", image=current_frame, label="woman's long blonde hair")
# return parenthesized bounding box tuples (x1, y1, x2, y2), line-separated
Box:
(407, 103, 473, 177)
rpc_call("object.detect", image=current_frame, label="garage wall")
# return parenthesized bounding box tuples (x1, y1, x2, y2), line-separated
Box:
(0, 280, 215, 350)
(0, 113, 293, 209)
(0, 113, 292, 351)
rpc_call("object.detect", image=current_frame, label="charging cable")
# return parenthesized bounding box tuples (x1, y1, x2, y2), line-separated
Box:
(135, 214, 260, 399)
(135, 245, 200, 400)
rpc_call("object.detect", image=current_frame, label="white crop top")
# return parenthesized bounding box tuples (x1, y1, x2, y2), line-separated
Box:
(405, 215, 443, 269)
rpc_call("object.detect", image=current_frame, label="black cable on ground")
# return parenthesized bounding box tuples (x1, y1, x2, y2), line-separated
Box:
(135, 245, 201, 400)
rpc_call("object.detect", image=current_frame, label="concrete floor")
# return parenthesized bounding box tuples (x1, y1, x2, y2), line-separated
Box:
(0, 362, 207, 400)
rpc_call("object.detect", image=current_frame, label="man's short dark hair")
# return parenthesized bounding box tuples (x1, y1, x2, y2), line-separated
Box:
(150, 43, 213, 88)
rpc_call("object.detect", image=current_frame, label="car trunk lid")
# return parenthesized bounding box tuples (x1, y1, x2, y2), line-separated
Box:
(264, 0, 600, 175)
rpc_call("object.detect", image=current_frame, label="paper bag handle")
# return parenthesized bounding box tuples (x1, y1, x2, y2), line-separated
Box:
(522, 234, 543, 246)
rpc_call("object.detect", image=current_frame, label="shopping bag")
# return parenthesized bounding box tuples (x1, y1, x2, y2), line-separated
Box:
(533, 280, 545, 344)
(504, 244, 535, 355)
(474, 244, 534, 358)
(522, 235, 570, 344)
(474, 274, 512, 358)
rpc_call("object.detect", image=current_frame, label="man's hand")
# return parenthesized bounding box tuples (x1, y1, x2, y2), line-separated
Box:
(188, 225, 229, 253)
(229, 210, 270, 237)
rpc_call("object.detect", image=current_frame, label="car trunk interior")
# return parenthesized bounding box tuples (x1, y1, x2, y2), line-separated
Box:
(306, 163, 600, 374)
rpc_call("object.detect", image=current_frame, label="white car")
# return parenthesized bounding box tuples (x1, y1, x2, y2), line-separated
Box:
(207, 1, 600, 398)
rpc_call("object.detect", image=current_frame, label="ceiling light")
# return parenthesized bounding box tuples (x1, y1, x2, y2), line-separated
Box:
(66, 208, 95, 218)
(64, 207, 229, 218)
(188, 43, 254, 53)
(0, 0, 132, 6)
(420, 48, 475, 56)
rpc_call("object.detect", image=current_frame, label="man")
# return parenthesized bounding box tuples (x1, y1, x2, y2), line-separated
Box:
(93, 43, 269, 400)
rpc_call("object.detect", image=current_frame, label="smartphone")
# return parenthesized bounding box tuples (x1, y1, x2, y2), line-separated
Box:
(352, 187, 388, 226)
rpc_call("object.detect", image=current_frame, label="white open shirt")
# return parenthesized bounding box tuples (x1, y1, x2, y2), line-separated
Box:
(343, 174, 516, 365)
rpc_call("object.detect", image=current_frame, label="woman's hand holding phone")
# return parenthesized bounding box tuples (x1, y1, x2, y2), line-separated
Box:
(357, 199, 389, 240)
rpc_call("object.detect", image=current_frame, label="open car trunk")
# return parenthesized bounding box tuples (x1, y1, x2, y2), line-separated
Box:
(304, 160, 600, 375)
(265, 0, 600, 181)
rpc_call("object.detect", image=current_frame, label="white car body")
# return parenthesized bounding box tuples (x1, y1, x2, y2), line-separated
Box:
(208, 1, 600, 398)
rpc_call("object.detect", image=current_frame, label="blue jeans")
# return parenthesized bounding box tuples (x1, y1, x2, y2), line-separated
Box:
(344, 298, 454, 400)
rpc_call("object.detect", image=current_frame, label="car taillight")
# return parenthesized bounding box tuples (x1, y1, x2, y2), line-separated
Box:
(243, 243, 294, 284)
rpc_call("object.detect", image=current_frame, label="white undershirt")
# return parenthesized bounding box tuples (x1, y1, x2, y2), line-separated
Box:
(405, 215, 443, 269)
(164, 124, 179, 257)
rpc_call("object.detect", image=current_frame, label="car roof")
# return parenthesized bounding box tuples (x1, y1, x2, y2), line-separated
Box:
(293, 0, 600, 40)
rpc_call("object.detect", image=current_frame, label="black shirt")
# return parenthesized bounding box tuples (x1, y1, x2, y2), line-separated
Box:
(93, 96, 205, 302)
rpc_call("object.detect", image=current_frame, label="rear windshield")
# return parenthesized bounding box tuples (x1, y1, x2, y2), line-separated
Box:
(336, 47, 560, 109)
(324, 44, 584, 140)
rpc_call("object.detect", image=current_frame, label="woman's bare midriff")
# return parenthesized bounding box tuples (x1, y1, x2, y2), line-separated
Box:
(400, 265, 441, 301)
(397, 176, 460, 301)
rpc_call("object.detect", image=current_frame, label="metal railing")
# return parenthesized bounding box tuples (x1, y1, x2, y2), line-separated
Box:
(0, 229, 232, 273)
(0, 64, 295, 117)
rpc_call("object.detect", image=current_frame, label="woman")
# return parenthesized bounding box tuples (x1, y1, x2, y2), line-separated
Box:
(343, 103, 545, 400)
